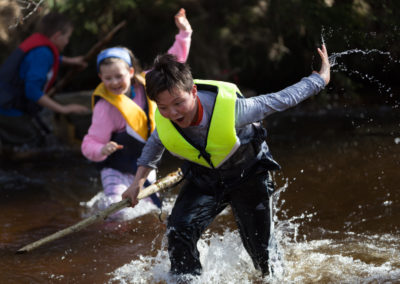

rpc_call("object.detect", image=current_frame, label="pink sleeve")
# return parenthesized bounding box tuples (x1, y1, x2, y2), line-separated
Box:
(81, 99, 125, 162)
(167, 30, 192, 63)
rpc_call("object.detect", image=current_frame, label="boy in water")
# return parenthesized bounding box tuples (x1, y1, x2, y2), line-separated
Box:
(122, 45, 330, 278)
(0, 12, 88, 148)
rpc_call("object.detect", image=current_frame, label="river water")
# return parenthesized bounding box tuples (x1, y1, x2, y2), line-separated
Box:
(0, 106, 399, 283)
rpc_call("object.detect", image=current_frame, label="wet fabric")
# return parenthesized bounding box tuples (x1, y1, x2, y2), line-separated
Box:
(137, 74, 326, 169)
(167, 170, 274, 276)
(156, 80, 240, 169)
(136, 75, 325, 278)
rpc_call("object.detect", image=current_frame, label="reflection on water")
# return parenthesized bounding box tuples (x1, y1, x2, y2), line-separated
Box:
(0, 107, 399, 283)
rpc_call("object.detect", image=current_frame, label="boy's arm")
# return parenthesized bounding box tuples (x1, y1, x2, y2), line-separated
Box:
(37, 94, 88, 114)
(167, 8, 192, 63)
(21, 48, 88, 114)
(122, 166, 153, 207)
(136, 130, 165, 169)
(22, 47, 52, 103)
(236, 45, 330, 126)
(236, 74, 326, 126)
(123, 130, 165, 207)
(61, 55, 88, 69)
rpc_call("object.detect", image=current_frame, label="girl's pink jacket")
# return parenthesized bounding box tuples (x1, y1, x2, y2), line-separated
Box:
(81, 30, 192, 162)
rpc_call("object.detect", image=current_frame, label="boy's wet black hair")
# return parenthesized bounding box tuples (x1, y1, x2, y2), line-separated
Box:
(145, 53, 193, 101)
(37, 12, 73, 37)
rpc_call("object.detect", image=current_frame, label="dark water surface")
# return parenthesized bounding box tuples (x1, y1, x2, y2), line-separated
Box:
(0, 106, 399, 283)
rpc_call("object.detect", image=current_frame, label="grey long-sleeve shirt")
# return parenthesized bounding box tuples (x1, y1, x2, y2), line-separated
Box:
(138, 73, 326, 169)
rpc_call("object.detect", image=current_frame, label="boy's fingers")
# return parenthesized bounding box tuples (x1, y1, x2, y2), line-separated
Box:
(317, 48, 324, 59)
(322, 45, 328, 56)
(317, 48, 329, 63)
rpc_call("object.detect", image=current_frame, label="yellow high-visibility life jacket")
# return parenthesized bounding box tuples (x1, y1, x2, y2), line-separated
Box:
(156, 79, 242, 168)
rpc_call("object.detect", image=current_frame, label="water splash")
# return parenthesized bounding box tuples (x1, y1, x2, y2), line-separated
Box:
(320, 29, 399, 104)
(107, 180, 400, 283)
(328, 48, 399, 103)
(108, 230, 263, 284)
(328, 48, 399, 68)
(268, 179, 400, 283)
(321, 26, 327, 46)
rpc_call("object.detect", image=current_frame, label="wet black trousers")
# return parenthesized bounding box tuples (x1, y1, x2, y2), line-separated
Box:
(167, 171, 273, 276)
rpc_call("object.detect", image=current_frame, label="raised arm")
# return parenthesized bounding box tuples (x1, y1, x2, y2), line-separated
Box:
(235, 45, 330, 126)
(167, 8, 192, 63)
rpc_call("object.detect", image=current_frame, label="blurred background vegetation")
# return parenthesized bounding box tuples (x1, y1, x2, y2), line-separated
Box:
(1, 0, 399, 108)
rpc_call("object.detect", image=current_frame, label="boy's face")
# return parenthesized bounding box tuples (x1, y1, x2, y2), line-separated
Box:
(51, 26, 73, 52)
(156, 85, 198, 128)
(98, 61, 134, 95)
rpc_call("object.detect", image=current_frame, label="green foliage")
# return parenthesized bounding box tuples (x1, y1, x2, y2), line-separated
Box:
(2, 0, 399, 105)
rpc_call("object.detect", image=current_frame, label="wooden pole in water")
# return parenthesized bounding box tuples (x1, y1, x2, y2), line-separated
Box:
(17, 169, 183, 254)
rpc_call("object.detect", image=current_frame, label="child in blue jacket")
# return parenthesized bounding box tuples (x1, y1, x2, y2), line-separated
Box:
(0, 12, 88, 147)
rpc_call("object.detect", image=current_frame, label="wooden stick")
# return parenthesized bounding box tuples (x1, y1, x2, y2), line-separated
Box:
(17, 169, 183, 253)
(47, 20, 127, 97)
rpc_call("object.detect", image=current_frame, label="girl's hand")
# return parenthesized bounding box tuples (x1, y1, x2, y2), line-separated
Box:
(175, 8, 192, 32)
(316, 44, 330, 85)
(100, 141, 124, 156)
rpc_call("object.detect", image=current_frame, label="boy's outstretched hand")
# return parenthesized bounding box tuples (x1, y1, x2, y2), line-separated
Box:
(317, 44, 330, 85)
(175, 8, 192, 32)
